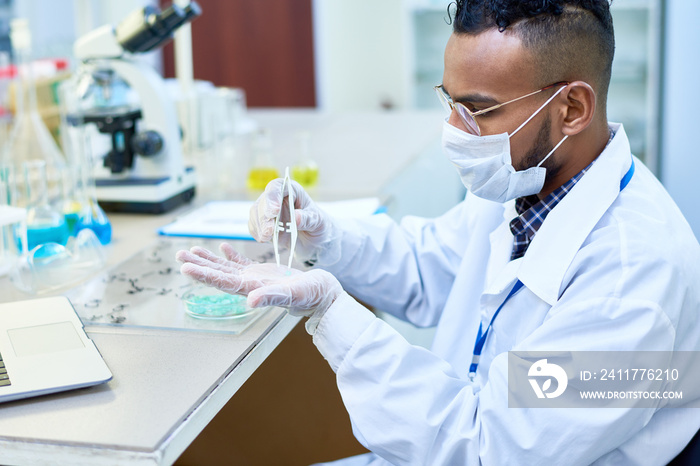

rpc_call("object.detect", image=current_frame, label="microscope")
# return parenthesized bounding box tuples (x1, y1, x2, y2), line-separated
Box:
(64, 2, 201, 213)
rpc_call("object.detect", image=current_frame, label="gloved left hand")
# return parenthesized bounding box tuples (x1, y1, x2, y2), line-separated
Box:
(176, 242, 344, 333)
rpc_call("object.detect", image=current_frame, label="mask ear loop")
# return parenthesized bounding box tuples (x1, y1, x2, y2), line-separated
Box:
(509, 85, 568, 138)
(537, 134, 569, 167)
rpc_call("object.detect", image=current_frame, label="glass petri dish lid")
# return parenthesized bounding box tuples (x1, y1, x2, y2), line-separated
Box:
(182, 285, 256, 320)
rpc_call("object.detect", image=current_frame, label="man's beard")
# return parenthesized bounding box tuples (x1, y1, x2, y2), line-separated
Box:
(519, 115, 561, 183)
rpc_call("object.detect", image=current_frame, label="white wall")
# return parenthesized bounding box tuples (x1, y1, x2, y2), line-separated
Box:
(12, 0, 159, 71)
(312, 0, 410, 111)
(661, 1, 700, 239)
(13, 0, 75, 59)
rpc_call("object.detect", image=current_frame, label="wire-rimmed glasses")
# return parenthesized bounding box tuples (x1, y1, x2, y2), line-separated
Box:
(434, 81, 570, 136)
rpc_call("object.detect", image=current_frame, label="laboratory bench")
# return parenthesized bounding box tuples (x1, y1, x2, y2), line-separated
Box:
(0, 207, 302, 466)
(0, 109, 459, 466)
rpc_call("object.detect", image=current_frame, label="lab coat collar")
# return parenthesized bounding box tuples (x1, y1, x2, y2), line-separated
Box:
(517, 123, 632, 305)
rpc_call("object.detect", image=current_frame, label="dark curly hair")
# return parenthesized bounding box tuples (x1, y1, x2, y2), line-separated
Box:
(448, 0, 615, 108)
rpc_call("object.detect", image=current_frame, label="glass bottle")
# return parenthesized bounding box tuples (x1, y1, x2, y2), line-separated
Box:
(291, 131, 319, 189)
(246, 128, 279, 190)
(23, 160, 70, 251)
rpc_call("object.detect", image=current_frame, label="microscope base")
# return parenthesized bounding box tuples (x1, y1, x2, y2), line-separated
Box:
(95, 170, 197, 214)
(98, 186, 195, 214)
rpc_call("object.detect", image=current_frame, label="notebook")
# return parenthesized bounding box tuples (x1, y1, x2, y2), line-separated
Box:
(0, 296, 112, 403)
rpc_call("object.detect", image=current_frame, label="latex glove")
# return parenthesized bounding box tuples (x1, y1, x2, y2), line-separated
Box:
(248, 178, 341, 266)
(176, 242, 343, 334)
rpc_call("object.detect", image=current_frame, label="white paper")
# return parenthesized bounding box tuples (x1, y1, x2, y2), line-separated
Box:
(158, 198, 382, 240)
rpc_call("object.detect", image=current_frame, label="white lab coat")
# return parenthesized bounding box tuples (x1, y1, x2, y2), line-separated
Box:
(311, 124, 700, 466)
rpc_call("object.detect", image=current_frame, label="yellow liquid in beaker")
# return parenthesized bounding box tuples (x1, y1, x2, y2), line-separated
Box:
(247, 167, 280, 190)
(292, 165, 319, 188)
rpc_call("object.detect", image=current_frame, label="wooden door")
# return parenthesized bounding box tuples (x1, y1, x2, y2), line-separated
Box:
(162, 0, 316, 107)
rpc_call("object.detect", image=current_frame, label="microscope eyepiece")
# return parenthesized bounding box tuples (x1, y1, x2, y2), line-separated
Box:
(116, 1, 201, 54)
(183, 2, 202, 22)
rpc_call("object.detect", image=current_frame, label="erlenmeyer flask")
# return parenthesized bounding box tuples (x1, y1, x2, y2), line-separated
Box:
(1, 19, 66, 208)
(23, 160, 69, 250)
(75, 162, 112, 245)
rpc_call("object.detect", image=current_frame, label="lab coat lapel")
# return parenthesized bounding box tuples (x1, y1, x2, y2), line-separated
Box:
(518, 123, 633, 305)
(478, 202, 523, 318)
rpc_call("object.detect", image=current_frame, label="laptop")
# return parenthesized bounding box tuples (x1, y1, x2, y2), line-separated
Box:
(0, 296, 112, 403)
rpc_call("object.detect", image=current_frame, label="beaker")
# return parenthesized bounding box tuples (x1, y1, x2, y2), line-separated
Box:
(23, 160, 70, 250)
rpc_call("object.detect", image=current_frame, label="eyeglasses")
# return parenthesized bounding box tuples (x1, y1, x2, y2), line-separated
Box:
(434, 81, 569, 136)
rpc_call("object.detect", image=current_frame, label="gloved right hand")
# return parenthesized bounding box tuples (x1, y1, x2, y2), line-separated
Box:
(249, 178, 341, 266)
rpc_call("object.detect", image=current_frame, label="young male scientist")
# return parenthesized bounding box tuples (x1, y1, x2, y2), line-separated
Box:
(177, 1, 700, 464)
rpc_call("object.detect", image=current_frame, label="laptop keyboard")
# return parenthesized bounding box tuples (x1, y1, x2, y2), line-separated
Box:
(0, 351, 10, 387)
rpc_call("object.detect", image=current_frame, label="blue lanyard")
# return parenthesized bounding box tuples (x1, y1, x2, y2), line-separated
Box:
(620, 159, 635, 191)
(468, 280, 524, 380)
(468, 159, 635, 381)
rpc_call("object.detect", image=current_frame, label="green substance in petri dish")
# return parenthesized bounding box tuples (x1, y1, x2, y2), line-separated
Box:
(186, 293, 248, 317)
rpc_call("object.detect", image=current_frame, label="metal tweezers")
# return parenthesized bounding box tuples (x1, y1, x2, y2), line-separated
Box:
(272, 167, 297, 268)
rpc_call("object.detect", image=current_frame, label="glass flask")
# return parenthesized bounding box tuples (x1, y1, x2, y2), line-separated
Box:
(247, 128, 279, 190)
(1, 19, 67, 208)
(23, 160, 70, 251)
(75, 162, 112, 245)
(11, 228, 104, 295)
(58, 69, 118, 245)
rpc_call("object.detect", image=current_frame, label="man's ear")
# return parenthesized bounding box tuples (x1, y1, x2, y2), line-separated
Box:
(558, 81, 596, 136)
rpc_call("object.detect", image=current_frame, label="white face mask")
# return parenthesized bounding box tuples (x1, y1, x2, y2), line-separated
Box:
(441, 86, 568, 203)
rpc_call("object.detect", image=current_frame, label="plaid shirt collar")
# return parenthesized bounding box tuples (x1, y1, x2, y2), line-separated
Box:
(508, 161, 594, 260)
(508, 129, 615, 260)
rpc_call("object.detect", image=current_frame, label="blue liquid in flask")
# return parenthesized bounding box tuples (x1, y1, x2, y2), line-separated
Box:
(79, 219, 112, 245)
(26, 222, 70, 251)
(77, 201, 112, 245)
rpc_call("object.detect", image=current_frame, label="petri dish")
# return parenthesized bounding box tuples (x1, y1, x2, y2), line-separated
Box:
(182, 285, 255, 320)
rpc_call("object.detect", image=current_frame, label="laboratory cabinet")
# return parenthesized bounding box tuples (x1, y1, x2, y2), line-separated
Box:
(405, 0, 663, 172)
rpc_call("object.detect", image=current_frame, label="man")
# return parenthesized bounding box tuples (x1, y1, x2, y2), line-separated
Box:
(177, 1, 700, 464)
